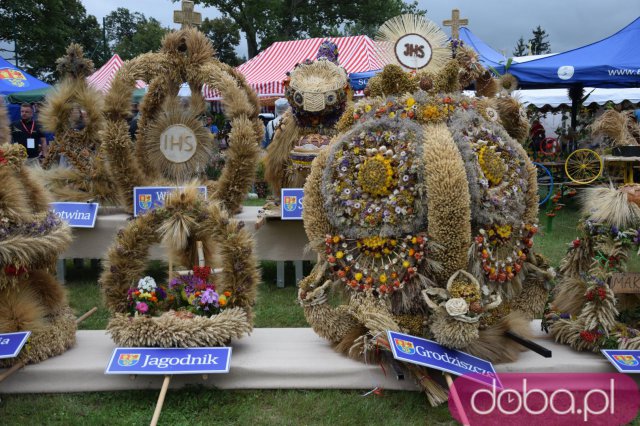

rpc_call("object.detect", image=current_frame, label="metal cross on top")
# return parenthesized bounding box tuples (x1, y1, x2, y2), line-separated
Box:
(173, 0, 202, 29)
(443, 9, 469, 40)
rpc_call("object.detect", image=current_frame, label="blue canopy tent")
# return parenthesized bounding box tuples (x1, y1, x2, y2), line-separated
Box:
(349, 70, 381, 91)
(507, 17, 640, 89)
(458, 27, 507, 72)
(0, 57, 50, 96)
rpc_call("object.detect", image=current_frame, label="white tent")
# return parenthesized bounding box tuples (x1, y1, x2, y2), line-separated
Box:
(515, 87, 640, 108)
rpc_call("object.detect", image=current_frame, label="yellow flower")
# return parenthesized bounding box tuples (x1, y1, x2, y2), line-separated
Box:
(365, 104, 372, 112)
(336, 251, 344, 259)
(355, 272, 363, 281)
(379, 274, 387, 283)
(333, 236, 340, 243)
(406, 97, 416, 108)
(389, 112, 396, 118)
(402, 260, 410, 268)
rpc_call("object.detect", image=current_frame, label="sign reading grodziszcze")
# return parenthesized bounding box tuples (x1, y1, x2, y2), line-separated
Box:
(133, 186, 207, 217)
(105, 347, 231, 375)
(281, 188, 304, 220)
(50, 202, 99, 228)
(0, 331, 31, 359)
(387, 330, 500, 387)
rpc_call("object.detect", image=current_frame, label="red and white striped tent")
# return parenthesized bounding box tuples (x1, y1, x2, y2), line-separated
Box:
(204, 35, 385, 100)
(87, 54, 146, 93)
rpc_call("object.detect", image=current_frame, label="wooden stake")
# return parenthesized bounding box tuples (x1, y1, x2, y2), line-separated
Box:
(150, 375, 172, 426)
(196, 241, 205, 267)
(445, 373, 470, 426)
(0, 362, 23, 383)
(76, 307, 98, 324)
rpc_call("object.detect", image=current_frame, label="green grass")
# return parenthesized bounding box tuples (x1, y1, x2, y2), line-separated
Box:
(6, 195, 640, 425)
(0, 388, 453, 426)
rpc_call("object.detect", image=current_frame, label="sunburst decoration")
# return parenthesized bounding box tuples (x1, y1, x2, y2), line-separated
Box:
(141, 99, 213, 182)
(375, 14, 451, 73)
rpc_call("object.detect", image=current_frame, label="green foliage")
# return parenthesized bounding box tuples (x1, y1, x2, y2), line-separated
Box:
(528, 25, 551, 55)
(104, 8, 169, 61)
(201, 17, 244, 66)
(513, 36, 527, 57)
(190, 0, 426, 58)
(0, 0, 102, 81)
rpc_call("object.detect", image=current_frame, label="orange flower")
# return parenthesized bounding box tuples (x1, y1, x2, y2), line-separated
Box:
(224, 291, 232, 297)
(219, 298, 227, 307)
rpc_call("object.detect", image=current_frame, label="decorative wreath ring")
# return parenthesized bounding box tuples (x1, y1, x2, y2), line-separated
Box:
(99, 188, 260, 347)
(103, 28, 263, 214)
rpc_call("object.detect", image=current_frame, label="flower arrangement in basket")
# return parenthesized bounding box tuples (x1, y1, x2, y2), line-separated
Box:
(99, 188, 260, 348)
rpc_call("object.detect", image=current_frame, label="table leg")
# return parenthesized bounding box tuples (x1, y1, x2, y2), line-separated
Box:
(294, 260, 303, 285)
(56, 258, 65, 284)
(276, 261, 285, 288)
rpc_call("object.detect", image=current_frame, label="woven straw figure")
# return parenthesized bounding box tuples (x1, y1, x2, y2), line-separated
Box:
(299, 16, 548, 406)
(37, 44, 119, 205)
(264, 41, 349, 199)
(102, 27, 263, 214)
(544, 186, 640, 352)
(0, 99, 75, 366)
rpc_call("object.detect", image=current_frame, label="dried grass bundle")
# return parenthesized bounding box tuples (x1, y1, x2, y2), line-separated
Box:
(581, 185, 640, 229)
(591, 109, 639, 147)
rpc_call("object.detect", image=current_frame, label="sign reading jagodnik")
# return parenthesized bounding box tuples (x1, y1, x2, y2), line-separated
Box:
(133, 186, 207, 217)
(0, 331, 31, 359)
(50, 202, 99, 228)
(281, 188, 304, 220)
(105, 347, 231, 375)
(387, 330, 500, 387)
(602, 349, 640, 373)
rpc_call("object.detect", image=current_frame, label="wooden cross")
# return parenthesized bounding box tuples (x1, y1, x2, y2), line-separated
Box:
(443, 9, 469, 40)
(173, 0, 202, 29)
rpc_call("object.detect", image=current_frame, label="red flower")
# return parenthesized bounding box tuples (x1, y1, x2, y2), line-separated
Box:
(579, 330, 598, 343)
(4, 265, 27, 276)
(192, 265, 211, 282)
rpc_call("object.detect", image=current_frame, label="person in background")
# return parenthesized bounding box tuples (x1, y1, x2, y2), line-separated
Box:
(262, 98, 290, 149)
(128, 103, 140, 141)
(11, 103, 46, 163)
(205, 115, 219, 136)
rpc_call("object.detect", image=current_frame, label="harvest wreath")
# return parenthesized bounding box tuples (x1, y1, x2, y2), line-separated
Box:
(99, 187, 259, 347)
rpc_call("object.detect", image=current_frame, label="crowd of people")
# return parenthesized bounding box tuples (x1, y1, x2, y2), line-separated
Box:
(7, 97, 291, 166)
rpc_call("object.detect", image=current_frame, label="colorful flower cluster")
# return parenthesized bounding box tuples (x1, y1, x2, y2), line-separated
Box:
(127, 276, 167, 316)
(324, 122, 424, 235)
(0, 211, 63, 240)
(325, 233, 428, 294)
(168, 266, 231, 316)
(475, 223, 538, 283)
(351, 95, 476, 126)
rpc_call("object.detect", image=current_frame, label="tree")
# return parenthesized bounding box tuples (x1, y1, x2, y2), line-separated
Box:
(0, 0, 102, 81)
(104, 8, 169, 61)
(528, 25, 551, 55)
(187, 0, 425, 59)
(513, 36, 527, 57)
(201, 17, 243, 66)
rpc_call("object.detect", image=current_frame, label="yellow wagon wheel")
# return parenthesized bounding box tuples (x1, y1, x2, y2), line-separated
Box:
(564, 148, 603, 184)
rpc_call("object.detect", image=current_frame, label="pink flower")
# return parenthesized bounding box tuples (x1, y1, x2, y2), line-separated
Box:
(135, 301, 149, 314)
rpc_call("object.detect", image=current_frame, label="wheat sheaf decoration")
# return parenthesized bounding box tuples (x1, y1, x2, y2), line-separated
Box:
(375, 14, 451, 73)
(0, 139, 76, 366)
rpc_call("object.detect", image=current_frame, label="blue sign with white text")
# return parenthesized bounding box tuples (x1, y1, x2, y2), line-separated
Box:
(50, 202, 99, 228)
(105, 347, 231, 375)
(602, 349, 640, 373)
(0, 331, 31, 359)
(281, 188, 304, 220)
(388, 330, 500, 387)
(133, 186, 208, 216)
